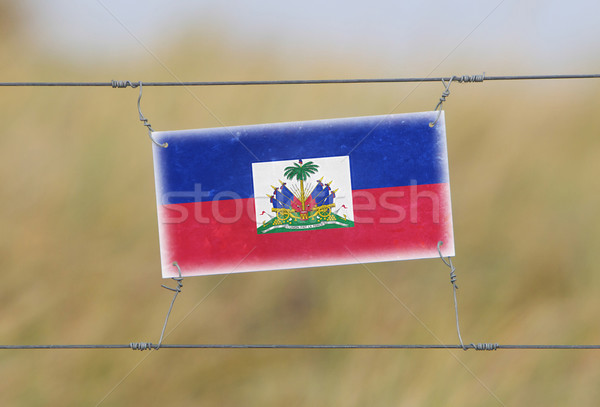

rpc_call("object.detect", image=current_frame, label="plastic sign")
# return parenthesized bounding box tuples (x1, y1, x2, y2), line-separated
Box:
(152, 112, 454, 278)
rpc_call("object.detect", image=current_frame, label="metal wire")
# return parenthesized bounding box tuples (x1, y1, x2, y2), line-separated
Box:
(0, 74, 599, 87)
(156, 262, 184, 349)
(135, 81, 168, 148)
(2, 344, 600, 350)
(437, 241, 466, 350)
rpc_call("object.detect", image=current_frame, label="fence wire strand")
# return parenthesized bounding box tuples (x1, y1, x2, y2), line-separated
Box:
(2, 344, 600, 350)
(0, 74, 599, 87)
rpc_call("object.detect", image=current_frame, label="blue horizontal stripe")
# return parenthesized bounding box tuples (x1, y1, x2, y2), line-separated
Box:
(153, 112, 449, 205)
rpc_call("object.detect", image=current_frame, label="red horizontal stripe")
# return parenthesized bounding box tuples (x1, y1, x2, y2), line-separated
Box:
(157, 183, 454, 277)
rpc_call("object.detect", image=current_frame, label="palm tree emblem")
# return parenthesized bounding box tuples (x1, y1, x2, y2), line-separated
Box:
(284, 159, 319, 211)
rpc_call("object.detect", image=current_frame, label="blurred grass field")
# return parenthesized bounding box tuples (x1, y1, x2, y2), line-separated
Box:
(2, 6, 600, 406)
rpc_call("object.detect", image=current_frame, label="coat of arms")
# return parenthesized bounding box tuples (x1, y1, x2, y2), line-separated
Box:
(252, 157, 354, 234)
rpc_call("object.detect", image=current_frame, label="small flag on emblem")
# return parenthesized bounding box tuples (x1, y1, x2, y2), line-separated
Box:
(152, 112, 454, 278)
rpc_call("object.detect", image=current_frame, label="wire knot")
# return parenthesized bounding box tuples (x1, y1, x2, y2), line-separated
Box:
(111, 80, 139, 89)
(471, 343, 498, 351)
(439, 88, 450, 102)
(429, 78, 454, 127)
(130, 342, 155, 351)
(161, 270, 183, 293)
(455, 73, 485, 83)
(437, 241, 458, 289)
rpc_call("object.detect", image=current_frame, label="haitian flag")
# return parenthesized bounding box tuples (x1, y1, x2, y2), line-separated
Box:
(152, 111, 454, 278)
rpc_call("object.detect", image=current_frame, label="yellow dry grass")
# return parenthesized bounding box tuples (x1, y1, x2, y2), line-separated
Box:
(1, 14, 600, 407)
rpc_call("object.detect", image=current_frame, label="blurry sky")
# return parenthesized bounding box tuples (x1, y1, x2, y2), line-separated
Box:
(16, 0, 600, 75)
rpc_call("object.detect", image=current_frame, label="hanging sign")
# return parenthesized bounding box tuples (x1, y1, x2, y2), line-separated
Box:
(152, 111, 454, 277)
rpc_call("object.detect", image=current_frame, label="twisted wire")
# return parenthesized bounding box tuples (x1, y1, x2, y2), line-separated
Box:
(135, 82, 167, 148)
(437, 241, 466, 350)
(429, 78, 454, 127)
(156, 262, 184, 349)
(130, 342, 154, 351)
(454, 73, 485, 83)
(472, 343, 499, 351)
(111, 80, 138, 88)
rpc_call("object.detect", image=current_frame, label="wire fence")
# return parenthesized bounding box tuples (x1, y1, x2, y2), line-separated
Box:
(0, 73, 599, 88)
(2, 343, 600, 351)
(2, 71, 600, 353)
